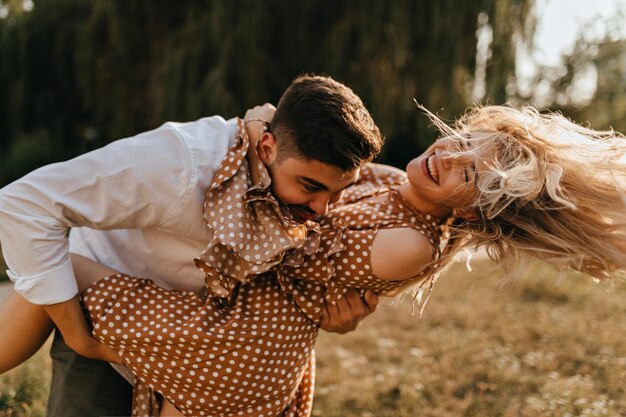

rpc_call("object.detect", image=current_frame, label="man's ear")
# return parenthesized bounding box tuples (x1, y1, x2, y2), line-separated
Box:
(257, 132, 278, 165)
(452, 207, 479, 222)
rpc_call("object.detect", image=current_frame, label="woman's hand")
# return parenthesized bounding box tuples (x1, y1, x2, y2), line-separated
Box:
(244, 103, 276, 144)
(244, 102, 275, 125)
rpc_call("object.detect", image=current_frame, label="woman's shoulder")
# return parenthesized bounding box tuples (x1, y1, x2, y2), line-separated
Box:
(370, 227, 435, 282)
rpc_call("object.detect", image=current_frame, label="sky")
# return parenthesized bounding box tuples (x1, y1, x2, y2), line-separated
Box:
(514, 0, 626, 103)
(534, 0, 626, 65)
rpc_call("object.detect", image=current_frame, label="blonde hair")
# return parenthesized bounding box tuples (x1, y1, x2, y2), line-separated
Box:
(420, 104, 626, 281)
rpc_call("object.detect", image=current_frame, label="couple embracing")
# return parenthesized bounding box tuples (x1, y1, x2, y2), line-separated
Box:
(2, 74, 626, 416)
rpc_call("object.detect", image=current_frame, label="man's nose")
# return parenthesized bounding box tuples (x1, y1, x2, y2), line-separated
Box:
(308, 196, 330, 216)
(329, 190, 344, 205)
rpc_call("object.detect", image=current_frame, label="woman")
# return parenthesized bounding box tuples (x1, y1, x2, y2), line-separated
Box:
(3, 104, 626, 416)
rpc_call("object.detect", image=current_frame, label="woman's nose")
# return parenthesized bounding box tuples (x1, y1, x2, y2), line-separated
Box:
(440, 152, 453, 169)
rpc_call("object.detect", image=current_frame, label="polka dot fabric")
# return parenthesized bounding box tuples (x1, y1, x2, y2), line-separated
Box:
(83, 274, 317, 417)
(194, 118, 324, 301)
(277, 186, 443, 324)
(80, 137, 444, 416)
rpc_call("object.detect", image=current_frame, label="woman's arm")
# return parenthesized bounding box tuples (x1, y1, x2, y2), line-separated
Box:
(42, 296, 122, 364)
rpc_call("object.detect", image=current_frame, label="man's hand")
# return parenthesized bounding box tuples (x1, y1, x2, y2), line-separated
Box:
(76, 338, 123, 364)
(319, 289, 379, 334)
(42, 296, 123, 364)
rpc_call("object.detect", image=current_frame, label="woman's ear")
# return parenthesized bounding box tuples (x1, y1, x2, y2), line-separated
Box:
(257, 132, 278, 165)
(452, 207, 479, 222)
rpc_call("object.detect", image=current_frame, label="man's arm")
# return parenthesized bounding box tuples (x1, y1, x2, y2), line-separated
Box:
(42, 296, 122, 363)
(44, 253, 131, 363)
(0, 125, 198, 304)
(0, 117, 232, 347)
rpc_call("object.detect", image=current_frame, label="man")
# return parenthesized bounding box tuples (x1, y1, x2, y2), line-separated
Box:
(0, 75, 382, 416)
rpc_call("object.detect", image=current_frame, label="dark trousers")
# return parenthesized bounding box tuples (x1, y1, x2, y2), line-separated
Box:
(47, 330, 133, 417)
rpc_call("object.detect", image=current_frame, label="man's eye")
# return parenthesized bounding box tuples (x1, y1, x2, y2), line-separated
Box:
(304, 184, 320, 192)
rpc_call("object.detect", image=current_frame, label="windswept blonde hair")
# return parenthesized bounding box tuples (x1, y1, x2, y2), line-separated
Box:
(421, 104, 626, 281)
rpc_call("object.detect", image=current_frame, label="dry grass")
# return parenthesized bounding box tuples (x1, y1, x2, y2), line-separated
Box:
(0, 345, 50, 417)
(1, 260, 624, 416)
(314, 260, 626, 416)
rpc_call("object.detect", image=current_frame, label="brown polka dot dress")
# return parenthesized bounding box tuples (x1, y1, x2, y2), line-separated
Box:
(81, 121, 443, 417)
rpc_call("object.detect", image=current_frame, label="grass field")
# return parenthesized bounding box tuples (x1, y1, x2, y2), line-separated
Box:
(1, 259, 624, 417)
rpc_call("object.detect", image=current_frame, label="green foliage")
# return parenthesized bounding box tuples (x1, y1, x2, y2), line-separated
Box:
(519, 12, 626, 135)
(0, 131, 59, 186)
(0, 0, 536, 187)
(558, 35, 626, 134)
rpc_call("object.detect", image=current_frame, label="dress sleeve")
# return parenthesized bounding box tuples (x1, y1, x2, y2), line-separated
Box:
(338, 163, 407, 205)
(357, 163, 407, 188)
(0, 121, 202, 304)
(280, 226, 406, 309)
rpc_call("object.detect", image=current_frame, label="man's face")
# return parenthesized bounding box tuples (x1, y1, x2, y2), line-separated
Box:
(257, 132, 359, 222)
(267, 157, 359, 222)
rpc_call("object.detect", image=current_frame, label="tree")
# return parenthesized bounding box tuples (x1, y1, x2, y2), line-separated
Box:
(519, 11, 626, 134)
(0, 0, 536, 185)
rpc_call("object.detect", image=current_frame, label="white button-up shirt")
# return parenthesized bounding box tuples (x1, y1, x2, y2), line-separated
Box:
(0, 116, 238, 304)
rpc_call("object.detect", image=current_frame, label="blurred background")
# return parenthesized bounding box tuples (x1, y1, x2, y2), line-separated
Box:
(1, 1, 626, 416)
(1, 0, 626, 185)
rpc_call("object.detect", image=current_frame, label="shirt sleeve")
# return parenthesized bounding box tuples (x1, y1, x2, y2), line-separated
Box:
(0, 120, 213, 304)
(358, 163, 407, 188)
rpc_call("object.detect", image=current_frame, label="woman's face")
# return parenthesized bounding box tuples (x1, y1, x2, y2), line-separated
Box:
(404, 135, 485, 219)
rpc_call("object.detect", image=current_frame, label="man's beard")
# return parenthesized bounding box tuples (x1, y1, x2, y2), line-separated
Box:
(267, 163, 317, 223)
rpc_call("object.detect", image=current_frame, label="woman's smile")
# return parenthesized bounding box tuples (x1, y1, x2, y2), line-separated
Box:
(424, 153, 440, 184)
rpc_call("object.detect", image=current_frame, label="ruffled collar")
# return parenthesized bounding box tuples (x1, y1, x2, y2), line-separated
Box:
(194, 118, 323, 299)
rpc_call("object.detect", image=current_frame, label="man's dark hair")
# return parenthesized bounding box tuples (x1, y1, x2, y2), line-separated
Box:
(270, 74, 383, 171)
